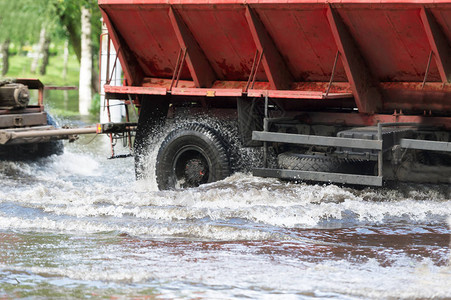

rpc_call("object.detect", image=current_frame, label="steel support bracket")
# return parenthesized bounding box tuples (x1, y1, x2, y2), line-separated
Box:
(400, 138, 451, 152)
(420, 8, 451, 84)
(326, 6, 383, 113)
(245, 6, 293, 90)
(168, 7, 216, 88)
(253, 168, 383, 187)
(0, 131, 11, 145)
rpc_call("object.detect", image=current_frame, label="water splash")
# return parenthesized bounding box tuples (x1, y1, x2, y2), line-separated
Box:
(1, 130, 450, 299)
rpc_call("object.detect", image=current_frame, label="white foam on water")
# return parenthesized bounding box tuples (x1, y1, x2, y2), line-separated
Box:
(1, 245, 450, 299)
(1, 139, 450, 299)
(49, 151, 101, 177)
(1, 161, 450, 233)
(0, 215, 275, 241)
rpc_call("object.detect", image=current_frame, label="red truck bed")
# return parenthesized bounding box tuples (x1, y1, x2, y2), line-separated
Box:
(99, 0, 451, 115)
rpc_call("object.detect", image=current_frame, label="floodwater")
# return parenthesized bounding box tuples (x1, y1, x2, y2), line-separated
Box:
(1, 132, 451, 299)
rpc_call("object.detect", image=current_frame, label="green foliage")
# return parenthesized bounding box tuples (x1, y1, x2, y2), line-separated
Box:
(89, 93, 100, 117)
(51, 0, 102, 61)
(0, 0, 44, 43)
(5, 48, 79, 86)
(0, 0, 102, 61)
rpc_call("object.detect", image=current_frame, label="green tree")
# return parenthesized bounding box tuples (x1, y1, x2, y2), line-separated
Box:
(0, 0, 45, 75)
(1, 0, 102, 112)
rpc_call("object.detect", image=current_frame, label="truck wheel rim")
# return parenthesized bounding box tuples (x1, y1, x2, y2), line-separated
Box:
(173, 146, 211, 188)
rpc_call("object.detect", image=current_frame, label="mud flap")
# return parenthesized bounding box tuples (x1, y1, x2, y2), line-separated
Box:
(237, 97, 263, 147)
(134, 95, 169, 179)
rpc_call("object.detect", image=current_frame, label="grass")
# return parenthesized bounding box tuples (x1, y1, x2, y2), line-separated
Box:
(2, 52, 101, 118)
(5, 53, 80, 86)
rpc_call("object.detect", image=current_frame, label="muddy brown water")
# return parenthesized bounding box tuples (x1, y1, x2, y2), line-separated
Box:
(0, 133, 450, 299)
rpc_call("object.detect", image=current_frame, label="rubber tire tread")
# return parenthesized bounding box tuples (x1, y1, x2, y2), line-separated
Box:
(156, 123, 231, 190)
(279, 153, 345, 172)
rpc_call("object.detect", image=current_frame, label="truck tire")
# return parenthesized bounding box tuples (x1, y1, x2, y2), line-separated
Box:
(278, 152, 370, 174)
(278, 153, 342, 172)
(156, 123, 230, 190)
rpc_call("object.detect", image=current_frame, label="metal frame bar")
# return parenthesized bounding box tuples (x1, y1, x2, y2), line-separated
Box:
(253, 168, 383, 186)
(170, 48, 183, 89)
(251, 51, 264, 90)
(275, 111, 451, 131)
(0, 126, 98, 145)
(170, 47, 188, 91)
(252, 121, 451, 186)
(422, 50, 433, 88)
(175, 49, 187, 89)
(245, 6, 293, 90)
(168, 7, 216, 88)
(252, 131, 382, 150)
(245, 50, 259, 92)
(326, 6, 382, 113)
(400, 139, 451, 152)
(377, 123, 383, 177)
(325, 51, 340, 98)
(108, 48, 121, 85)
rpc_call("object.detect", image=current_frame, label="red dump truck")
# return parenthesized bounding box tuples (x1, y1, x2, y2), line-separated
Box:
(98, 0, 451, 189)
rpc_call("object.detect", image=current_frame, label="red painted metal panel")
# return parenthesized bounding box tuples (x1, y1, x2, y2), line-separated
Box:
(245, 6, 293, 90)
(247, 89, 353, 99)
(171, 87, 242, 96)
(99, 0, 451, 113)
(99, 1, 451, 4)
(255, 7, 347, 82)
(103, 5, 190, 80)
(101, 8, 144, 85)
(178, 5, 265, 81)
(169, 7, 216, 87)
(339, 7, 439, 82)
(421, 8, 451, 83)
(294, 112, 451, 130)
(104, 85, 167, 95)
(327, 6, 383, 113)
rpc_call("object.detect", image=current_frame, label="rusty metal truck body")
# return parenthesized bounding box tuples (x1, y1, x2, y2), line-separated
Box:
(0, 79, 105, 159)
(99, 0, 451, 188)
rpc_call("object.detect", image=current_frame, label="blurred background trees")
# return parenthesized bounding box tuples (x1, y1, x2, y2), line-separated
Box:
(0, 0, 102, 115)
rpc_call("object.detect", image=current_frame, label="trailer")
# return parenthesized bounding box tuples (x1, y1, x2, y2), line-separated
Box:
(98, 0, 451, 189)
(0, 79, 136, 159)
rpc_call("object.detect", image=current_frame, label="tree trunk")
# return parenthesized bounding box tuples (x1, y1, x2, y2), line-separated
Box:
(31, 27, 47, 74)
(79, 6, 93, 115)
(39, 36, 51, 75)
(1, 39, 10, 76)
(58, 13, 81, 62)
(91, 68, 99, 94)
(62, 39, 69, 80)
